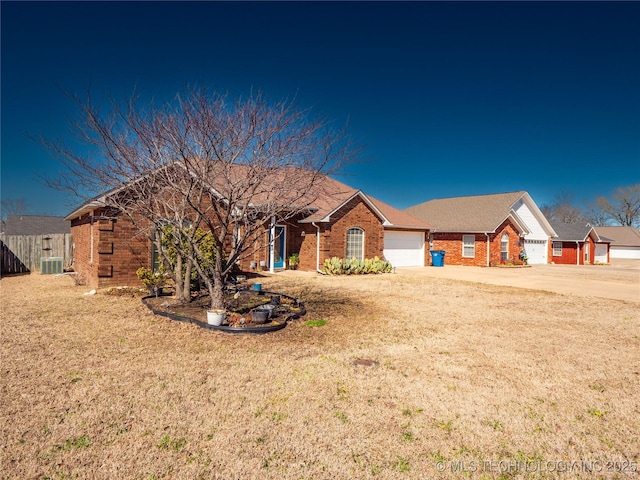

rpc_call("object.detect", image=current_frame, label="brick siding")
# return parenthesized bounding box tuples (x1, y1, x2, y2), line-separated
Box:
(70, 196, 414, 286)
(430, 219, 524, 266)
(70, 211, 150, 288)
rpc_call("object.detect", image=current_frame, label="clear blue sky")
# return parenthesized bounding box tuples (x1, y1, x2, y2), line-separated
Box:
(2, 1, 639, 217)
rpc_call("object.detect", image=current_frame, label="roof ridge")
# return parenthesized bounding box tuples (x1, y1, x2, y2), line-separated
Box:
(406, 190, 526, 208)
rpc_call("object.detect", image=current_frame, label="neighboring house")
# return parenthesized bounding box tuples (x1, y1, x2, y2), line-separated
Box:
(65, 173, 431, 288)
(548, 222, 609, 265)
(593, 226, 640, 260)
(404, 191, 556, 266)
(0, 215, 72, 273)
(3, 215, 70, 235)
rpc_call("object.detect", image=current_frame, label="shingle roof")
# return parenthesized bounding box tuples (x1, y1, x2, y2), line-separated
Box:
(3, 215, 70, 235)
(550, 222, 596, 242)
(367, 194, 432, 229)
(299, 176, 431, 229)
(593, 226, 640, 247)
(66, 164, 430, 230)
(404, 191, 527, 232)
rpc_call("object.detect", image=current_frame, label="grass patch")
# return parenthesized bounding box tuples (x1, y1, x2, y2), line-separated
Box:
(56, 436, 91, 451)
(306, 319, 327, 327)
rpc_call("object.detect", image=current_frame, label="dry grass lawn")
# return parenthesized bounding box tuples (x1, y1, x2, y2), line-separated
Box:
(1, 271, 638, 479)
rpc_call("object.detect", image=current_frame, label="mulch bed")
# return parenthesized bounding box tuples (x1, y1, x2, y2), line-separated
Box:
(142, 287, 305, 333)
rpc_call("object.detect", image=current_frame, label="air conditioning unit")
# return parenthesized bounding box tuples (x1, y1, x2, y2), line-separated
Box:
(40, 257, 64, 274)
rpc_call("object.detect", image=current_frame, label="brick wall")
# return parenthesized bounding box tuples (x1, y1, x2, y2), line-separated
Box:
(321, 197, 385, 263)
(488, 220, 523, 266)
(96, 215, 150, 287)
(70, 196, 389, 285)
(432, 232, 487, 266)
(584, 237, 595, 264)
(298, 224, 319, 271)
(551, 241, 578, 264)
(70, 214, 100, 288)
(431, 219, 523, 266)
(70, 211, 151, 288)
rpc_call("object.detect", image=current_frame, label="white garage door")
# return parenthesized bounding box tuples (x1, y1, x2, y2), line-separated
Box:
(383, 231, 424, 267)
(610, 246, 640, 259)
(524, 239, 548, 264)
(594, 243, 609, 263)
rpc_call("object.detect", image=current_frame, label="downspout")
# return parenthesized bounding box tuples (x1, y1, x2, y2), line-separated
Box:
(485, 233, 490, 266)
(576, 241, 580, 265)
(269, 216, 275, 274)
(312, 222, 324, 273)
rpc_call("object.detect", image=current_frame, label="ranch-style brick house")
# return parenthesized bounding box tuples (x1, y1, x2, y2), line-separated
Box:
(404, 191, 557, 266)
(65, 174, 431, 289)
(593, 226, 640, 260)
(548, 222, 610, 265)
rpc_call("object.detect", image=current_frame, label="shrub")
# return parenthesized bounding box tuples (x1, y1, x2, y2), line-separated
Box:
(321, 256, 392, 275)
(136, 267, 165, 290)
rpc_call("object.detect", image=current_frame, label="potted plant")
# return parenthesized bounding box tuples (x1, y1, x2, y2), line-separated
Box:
(288, 252, 299, 270)
(136, 267, 165, 297)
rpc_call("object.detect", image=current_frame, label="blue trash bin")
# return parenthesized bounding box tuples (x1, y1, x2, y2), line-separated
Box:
(430, 250, 446, 267)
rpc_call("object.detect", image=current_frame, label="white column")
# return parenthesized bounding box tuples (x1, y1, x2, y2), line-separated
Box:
(269, 216, 275, 274)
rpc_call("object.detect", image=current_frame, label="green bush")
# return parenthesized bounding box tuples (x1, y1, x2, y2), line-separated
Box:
(321, 256, 392, 275)
(160, 225, 218, 288)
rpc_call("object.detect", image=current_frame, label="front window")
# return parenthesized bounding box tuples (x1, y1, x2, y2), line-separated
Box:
(501, 233, 509, 261)
(462, 235, 475, 258)
(346, 227, 364, 260)
(553, 242, 562, 257)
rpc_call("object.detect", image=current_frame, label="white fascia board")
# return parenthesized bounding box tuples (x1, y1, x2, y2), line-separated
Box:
(64, 197, 107, 221)
(495, 210, 531, 235)
(358, 192, 390, 224)
(587, 228, 602, 243)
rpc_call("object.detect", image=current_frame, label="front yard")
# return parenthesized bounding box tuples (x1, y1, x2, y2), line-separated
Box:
(1, 271, 638, 479)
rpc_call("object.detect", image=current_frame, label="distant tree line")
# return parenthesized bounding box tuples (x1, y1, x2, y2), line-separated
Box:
(541, 184, 640, 229)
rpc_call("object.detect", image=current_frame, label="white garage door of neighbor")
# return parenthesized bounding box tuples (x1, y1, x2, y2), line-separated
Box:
(594, 243, 608, 263)
(524, 239, 548, 264)
(610, 246, 640, 259)
(383, 231, 424, 267)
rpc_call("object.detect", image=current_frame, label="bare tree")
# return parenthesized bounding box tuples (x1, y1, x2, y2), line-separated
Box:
(540, 191, 586, 224)
(594, 184, 640, 228)
(0, 198, 30, 220)
(584, 197, 611, 226)
(42, 87, 356, 309)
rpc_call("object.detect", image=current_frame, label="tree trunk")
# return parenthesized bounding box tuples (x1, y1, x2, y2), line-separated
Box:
(183, 260, 192, 301)
(173, 254, 188, 304)
(209, 245, 225, 310)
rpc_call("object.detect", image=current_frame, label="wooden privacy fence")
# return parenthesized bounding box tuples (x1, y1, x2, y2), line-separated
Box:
(0, 233, 73, 274)
(1, 239, 30, 275)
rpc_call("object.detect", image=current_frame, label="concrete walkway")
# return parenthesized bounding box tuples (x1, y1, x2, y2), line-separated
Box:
(396, 259, 640, 303)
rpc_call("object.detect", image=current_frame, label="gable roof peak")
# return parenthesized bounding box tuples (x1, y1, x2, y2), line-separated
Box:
(404, 190, 554, 235)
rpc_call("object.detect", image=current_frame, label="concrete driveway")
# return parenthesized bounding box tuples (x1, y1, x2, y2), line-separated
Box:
(396, 259, 640, 303)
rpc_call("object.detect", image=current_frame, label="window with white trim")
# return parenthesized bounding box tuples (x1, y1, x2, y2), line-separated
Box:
(346, 227, 364, 260)
(552, 242, 562, 257)
(501, 233, 509, 261)
(462, 235, 475, 258)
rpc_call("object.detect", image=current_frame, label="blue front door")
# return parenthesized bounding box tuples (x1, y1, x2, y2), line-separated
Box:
(273, 226, 286, 269)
